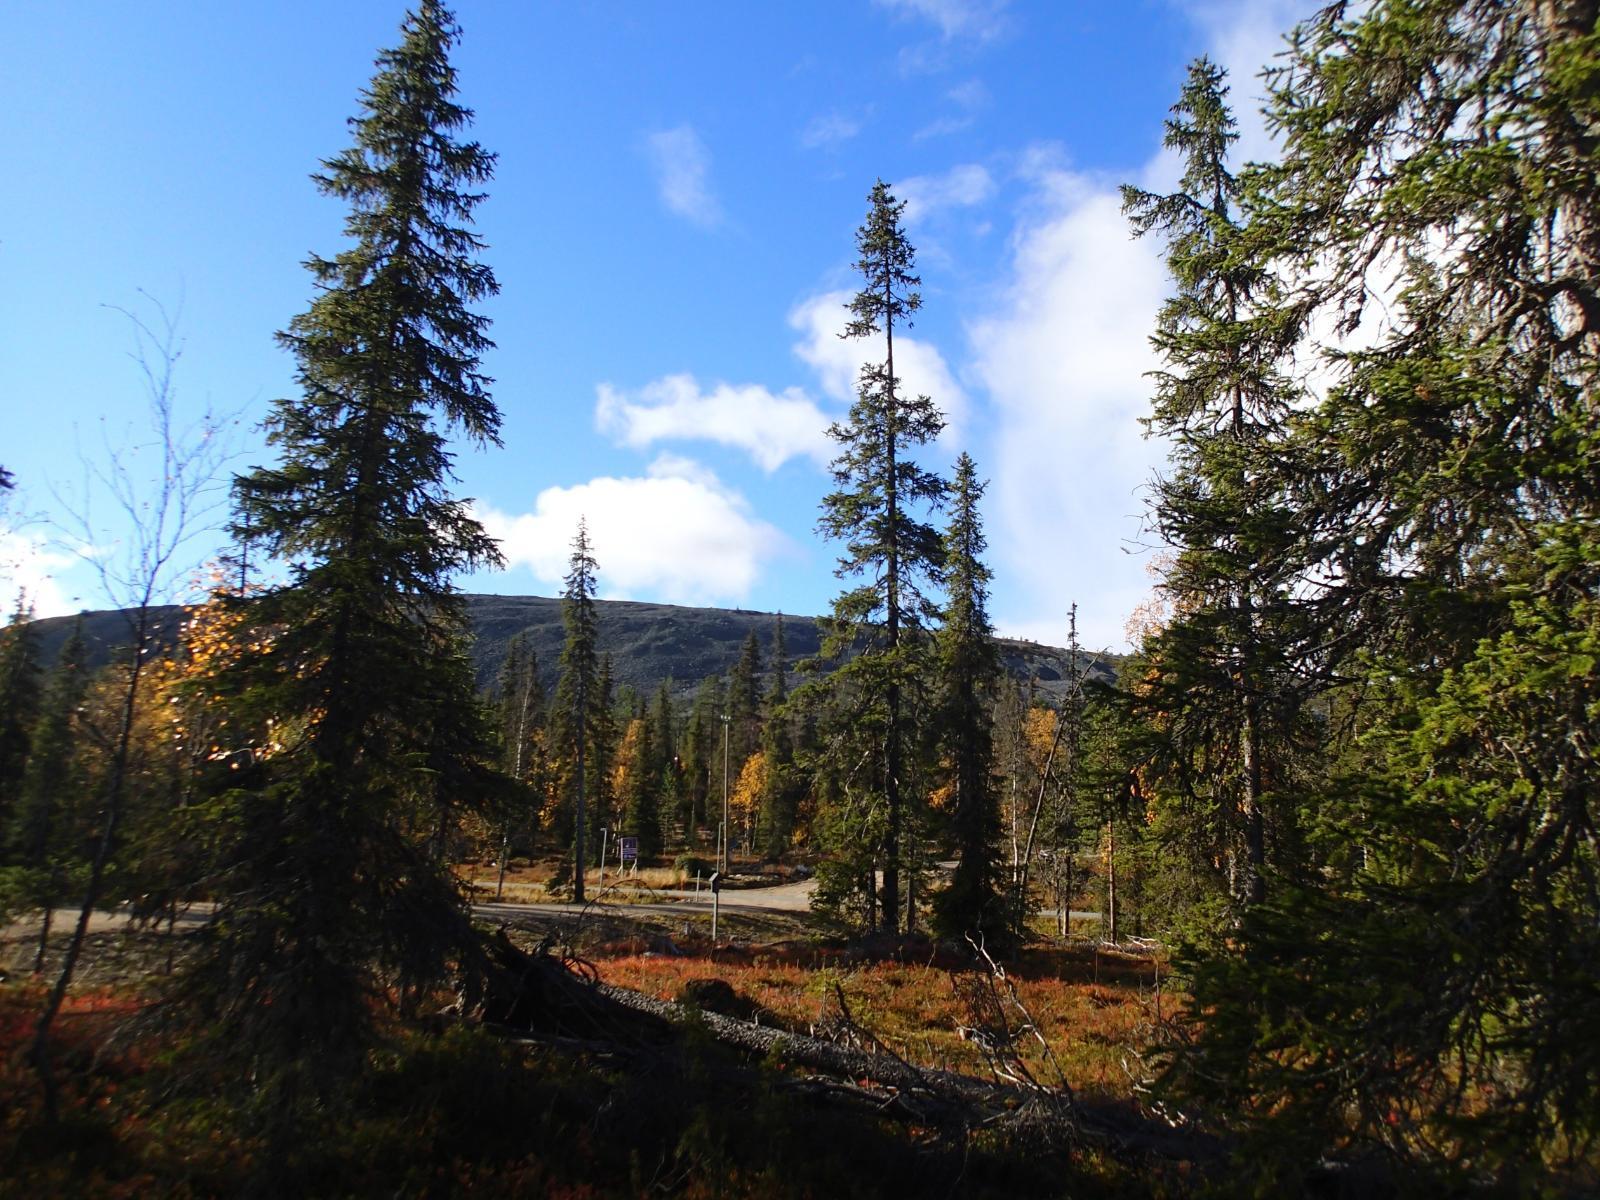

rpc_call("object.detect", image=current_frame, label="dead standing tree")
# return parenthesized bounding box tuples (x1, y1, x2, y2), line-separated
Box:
(1014, 606, 1101, 938)
(28, 296, 233, 1119)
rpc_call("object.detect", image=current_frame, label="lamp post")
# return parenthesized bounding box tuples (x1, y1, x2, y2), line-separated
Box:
(720, 713, 731, 874)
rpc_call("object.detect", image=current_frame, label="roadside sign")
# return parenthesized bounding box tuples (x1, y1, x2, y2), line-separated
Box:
(619, 836, 639, 863)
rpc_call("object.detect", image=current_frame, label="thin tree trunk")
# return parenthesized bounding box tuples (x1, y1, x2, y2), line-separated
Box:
(1105, 821, 1117, 946)
(574, 690, 587, 904)
(1016, 711, 1068, 932)
(1064, 849, 1074, 940)
(882, 269, 902, 937)
(906, 830, 917, 936)
(1241, 695, 1266, 906)
(165, 898, 178, 976)
(33, 903, 52, 975)
(30, 618, 149, 1122)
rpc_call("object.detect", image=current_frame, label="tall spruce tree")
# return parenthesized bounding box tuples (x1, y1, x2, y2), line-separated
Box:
(930, 454, 1005, 946)
(184, 0, 503, 1113)
(588, 653, 618, 866)
(817, 180, 947, 933)
(648, 679, 679, 843)
(1155, 4, 1600, 1179)
(758, 614, 802, 856)
(553, 520, 600, 901)
(682, 674, 724, 838)
(1122, 59, 1305, 912)
(727, 630, 763, 768)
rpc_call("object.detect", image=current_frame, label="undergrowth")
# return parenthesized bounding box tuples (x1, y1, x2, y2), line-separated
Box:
(593, 938, 1171, 1096)
(0, 968, 1172, 1198)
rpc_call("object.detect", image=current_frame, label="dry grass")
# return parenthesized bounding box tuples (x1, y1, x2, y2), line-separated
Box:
(458, 860, 695, 903)
(591, 940, 1172, 1099)
(457, 856, 796, 904)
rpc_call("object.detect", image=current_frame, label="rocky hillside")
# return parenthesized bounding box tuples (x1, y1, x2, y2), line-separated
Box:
(26, 594, 1116, 704)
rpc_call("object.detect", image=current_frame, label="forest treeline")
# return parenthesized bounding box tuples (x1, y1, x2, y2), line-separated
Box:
(0, 0, 1595, 1192)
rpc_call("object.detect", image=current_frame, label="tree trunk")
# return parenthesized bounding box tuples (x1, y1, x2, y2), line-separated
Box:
(1105, 821, 1117, 946)
(30, 611, 151, 1122)
(574, 711, 587, 904)
(1241, 696, 1265, 907)
(32, 903, 52, 975)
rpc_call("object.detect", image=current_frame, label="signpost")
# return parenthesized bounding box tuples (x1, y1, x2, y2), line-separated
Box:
(708, 871, 721, 942)
(619, 836, 638, 877)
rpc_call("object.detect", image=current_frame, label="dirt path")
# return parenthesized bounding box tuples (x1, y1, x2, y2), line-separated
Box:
(5, 878, 1100, 959)
(2, 875, 821, 950)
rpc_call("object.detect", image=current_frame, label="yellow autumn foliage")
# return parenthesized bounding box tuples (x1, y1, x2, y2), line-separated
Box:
(611, 717, 645, 798)
(730, 750, 765, 817)
(1024, 705, 1058, 774)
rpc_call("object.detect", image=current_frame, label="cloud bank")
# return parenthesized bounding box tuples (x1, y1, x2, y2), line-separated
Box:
(480, 455, 787, 606)
(960, 0, 1315, 652)
(969, 165, 1168, 653)
(897, 164, 995, 225)
(595, 375, 833, 471)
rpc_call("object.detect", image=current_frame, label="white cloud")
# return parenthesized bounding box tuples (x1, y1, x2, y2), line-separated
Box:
(646, 125, 722, 228)
(875, 0, 1009, 41)
(959, 0, 1321, 653)
(968, 165, 1169, 653)
(800, 112, 863, 150)
(1186, 0, 1307, 163)
(0, 531, 80, 618)
(789, 291, 970, 445)
(480, 456, 786, 605)
(896, 164, 995, 225)
(595, 374, 833, 471)
(587, 293, 971, 476)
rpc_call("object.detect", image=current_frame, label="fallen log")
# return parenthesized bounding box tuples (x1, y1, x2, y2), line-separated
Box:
(591, 981, 1217, 1162)
(466, 928, 1221, 1166)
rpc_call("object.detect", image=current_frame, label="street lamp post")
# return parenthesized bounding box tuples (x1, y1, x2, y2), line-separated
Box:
(720, 713, 731, 875)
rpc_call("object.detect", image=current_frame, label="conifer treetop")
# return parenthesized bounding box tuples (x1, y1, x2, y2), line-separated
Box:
(845, 179, 922, 340)
(240, 0, 502, 580)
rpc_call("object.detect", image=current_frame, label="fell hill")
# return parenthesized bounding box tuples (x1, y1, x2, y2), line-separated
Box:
(26, 594, 1115, 703)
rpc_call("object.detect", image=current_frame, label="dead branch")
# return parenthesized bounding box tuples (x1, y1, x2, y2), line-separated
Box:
(471, 929, 1222, 1165)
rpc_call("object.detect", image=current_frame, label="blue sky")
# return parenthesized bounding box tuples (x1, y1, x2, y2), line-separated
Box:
(1, 0, 1313, 651)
